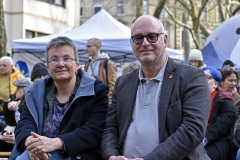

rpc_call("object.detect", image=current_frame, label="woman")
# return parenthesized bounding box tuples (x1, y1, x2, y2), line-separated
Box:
(203, 66, 237, 160)
(14, 37, 109, 160)
(221, 68, 240, 159)
(220, 67, 240, 109)
(188, 49, 206, 69)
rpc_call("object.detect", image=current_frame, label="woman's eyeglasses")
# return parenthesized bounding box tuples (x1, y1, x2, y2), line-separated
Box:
(48, 57, 76, 66)
(131, 33, 164, 45)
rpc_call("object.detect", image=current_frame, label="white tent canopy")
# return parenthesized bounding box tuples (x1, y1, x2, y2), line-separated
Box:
(12, 9, 134, 64)
(12, 9, 184, 77)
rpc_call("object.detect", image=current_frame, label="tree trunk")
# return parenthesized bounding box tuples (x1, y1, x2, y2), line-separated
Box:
(135, 0, 143, 19)
(182, 12, 190, 59)
(0, 0, 7, 57)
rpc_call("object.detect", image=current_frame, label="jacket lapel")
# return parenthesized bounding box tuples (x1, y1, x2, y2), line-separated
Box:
(119, 70, 139, 144)
(158, 59, 177, 142)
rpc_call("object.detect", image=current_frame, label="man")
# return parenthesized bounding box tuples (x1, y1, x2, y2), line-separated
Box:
(0, 56, 23, 111)
(14, 36, 109, 160)
(221, 60, 234, 71)
(84, 38, 117, 104)
(101, 15, 211, 160)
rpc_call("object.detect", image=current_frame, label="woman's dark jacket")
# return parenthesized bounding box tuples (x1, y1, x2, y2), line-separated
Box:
(206, 92, 237, 158)
(14, 69, 109, 160)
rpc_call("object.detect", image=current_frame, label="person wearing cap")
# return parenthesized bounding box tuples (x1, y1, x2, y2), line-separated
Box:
(222, 60, 235, 71)
(202, 66, 237, 160)
(7, 77, 32, 112)
(188, 49, 206, 69)
(31, 63, 48, 82)
(0, 77, 32, 152)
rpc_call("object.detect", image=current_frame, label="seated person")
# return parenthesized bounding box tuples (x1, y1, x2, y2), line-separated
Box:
(30, 62, 48, 82)
(0, 77, 32, 152)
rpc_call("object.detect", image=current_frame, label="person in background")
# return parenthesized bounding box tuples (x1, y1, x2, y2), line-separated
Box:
(121, 60, 141, 76)
(202, 66, 237, 160)
(0, 56, 23, 113)
(222, 60, 234, 71)
(218, 67, 240, 160)
(0, 77, 32, 152)
(220, 67, 240, 109)
(84, 38, 117, 104)
(101, 15, 211, 160)
(188, 49, 206, 69)
(30, 62, 48, 82)
(14, 36, 109, 160)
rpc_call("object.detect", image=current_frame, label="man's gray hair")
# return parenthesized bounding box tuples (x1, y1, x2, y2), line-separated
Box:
(0, 56, 13, 65)
(45, 36, 79, 63)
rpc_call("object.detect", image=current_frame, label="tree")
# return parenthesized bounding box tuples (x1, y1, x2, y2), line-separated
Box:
(0, 0, 6, 57)
(152, 0, 240, 57)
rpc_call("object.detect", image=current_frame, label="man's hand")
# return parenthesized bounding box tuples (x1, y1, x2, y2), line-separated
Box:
(3, 131, 15, 143)
(7, 101, 19, 111)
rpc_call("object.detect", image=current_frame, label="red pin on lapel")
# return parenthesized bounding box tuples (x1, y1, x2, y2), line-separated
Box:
(169, 73, 173, 79)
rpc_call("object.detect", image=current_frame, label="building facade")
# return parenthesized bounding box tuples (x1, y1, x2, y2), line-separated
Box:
(4, 0, 80, 53)
(4, 0, 237, 57)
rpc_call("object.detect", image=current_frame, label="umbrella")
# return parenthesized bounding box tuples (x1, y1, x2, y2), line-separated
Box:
(205, 14, 240, 66)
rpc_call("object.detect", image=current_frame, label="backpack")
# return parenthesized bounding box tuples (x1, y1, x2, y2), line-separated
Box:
(103, 59, 109, 85)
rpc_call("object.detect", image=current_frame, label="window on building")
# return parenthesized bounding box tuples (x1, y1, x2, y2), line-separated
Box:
(39, 0, 65, 7)
(201, 8, 207, 21)
(80, 3, 83, 16)
(25, 30, 48, 38)
(94, 2, 102, 14)
(117, 0, 124, 15)
(26, 30, 35, 39)
(37, 32, 48, 37)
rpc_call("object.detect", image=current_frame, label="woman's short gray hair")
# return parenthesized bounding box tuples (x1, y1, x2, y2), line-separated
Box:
(45, 36, 79, 63)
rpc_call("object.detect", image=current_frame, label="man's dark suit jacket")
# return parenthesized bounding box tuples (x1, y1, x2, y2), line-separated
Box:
(102, 58, 211, 160)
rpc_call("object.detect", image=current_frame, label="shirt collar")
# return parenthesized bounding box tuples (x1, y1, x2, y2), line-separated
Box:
(139, 57, 168, 83)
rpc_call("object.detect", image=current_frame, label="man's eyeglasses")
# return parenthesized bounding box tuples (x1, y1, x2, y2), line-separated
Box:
(131, 33, 164, 45)
(48, 57, 76, 66)
(0, 64, 9, 67)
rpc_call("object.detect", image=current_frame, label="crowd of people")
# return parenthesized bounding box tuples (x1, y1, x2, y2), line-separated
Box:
(0, 15, 239, 160)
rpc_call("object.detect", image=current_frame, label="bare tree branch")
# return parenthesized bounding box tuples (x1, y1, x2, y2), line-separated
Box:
(153, 0, 167, 18)
(164, 6, 191, 30)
